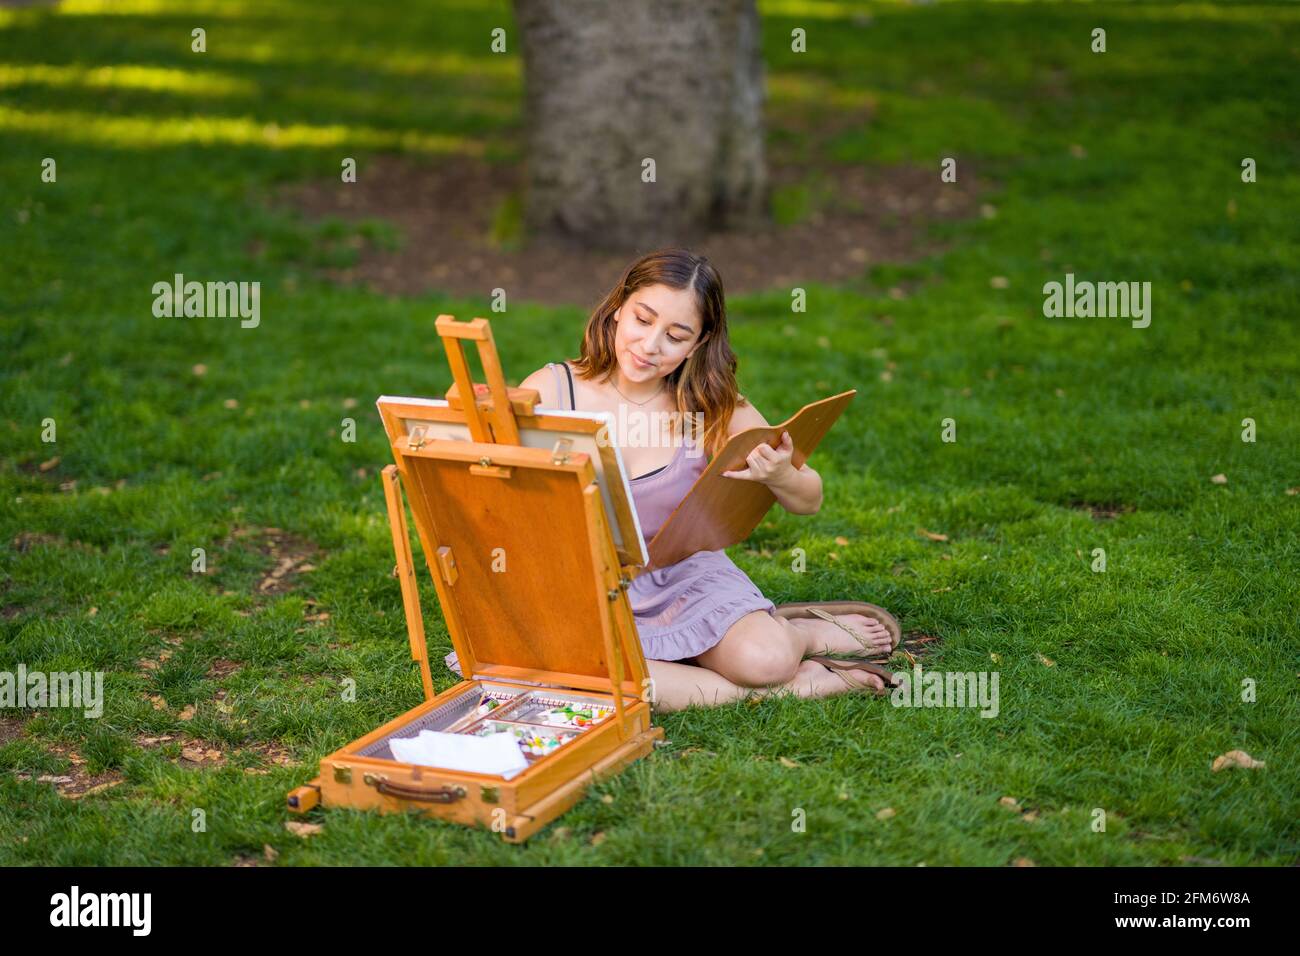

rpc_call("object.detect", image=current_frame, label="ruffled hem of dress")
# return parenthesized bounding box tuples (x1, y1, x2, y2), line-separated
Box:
(637, 592, 775, 662)
(628, 561, 754, 616)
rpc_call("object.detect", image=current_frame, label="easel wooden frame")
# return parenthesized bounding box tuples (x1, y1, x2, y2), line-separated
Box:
(287, 314, 661, 842)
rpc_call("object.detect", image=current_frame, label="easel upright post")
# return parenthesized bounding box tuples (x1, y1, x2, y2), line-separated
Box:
(382, 464, 435, 701)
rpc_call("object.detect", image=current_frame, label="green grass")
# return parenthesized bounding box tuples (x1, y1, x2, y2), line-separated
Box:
(2, 0, 1298, 865)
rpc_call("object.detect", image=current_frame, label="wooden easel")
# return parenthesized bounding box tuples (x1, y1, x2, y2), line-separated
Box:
(287, 315, 661, 840)
(378, 314, 648, 728)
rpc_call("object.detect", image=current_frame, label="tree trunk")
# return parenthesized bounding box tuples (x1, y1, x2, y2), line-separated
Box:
(513, 0, 768, 251)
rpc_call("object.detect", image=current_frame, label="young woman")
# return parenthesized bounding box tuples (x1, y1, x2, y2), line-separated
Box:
(445, 248, 902, 712)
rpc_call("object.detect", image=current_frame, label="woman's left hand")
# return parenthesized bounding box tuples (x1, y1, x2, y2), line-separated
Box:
(722, 430, 797, 486)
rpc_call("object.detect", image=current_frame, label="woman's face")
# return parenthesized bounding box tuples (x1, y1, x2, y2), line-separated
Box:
(612, 283, 706, 384)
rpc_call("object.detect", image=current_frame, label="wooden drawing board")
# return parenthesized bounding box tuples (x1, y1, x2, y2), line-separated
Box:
(646, 390, 857, 569)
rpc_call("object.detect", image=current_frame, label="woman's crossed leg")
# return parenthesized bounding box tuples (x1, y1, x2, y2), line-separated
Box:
(644, 610, 888, 714)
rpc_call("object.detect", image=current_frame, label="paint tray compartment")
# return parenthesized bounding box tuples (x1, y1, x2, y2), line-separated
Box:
(354, 683, 525, 761)
(491, 690, 618, 730)
(468, 720, 582, 761)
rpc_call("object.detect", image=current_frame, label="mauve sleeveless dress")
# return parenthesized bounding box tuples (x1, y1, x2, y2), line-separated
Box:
(441, 361, 775, 675)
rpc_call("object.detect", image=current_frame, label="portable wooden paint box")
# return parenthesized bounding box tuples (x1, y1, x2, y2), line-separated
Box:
(287, 315, 661, 842)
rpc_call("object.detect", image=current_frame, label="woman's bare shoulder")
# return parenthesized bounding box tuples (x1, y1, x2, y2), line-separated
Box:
(727, 394, 770, 436)
(519, 364, 561, 407)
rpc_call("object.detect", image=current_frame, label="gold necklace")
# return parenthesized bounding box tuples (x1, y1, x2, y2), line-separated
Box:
(610, 376, 664, 406)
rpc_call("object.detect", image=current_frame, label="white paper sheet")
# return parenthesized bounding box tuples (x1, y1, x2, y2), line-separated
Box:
(389, 729, 528, 779)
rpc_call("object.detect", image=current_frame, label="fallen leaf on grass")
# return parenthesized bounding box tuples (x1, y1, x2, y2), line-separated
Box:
(589, 831, 607, 847)
(67, 780, 124, 800)
(263, 844, 280, 862)
(1037, 653, 1056, 667)
(916, 528, 949, 542)
(1012, 857, 1037, 867)
(259, 556, 300, 591)
(149, 695, 167, 711)
(777, 757, 800, 769)
(284, 821, 322, 838)
(1210, 473, 1228, 485)
(1211, 750, 1264, 772)
(177, 705, 196, 721)
(38, 456, 61, 472)
(999, 796, 1021, 811)
(181, 746, 223, 764)
(834, 536, 849, 546)
(875, 807, 896, 820)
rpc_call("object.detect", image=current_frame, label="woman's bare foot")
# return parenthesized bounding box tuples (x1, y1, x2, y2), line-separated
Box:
(800, 658, 888, 696)
(786, 613, 894, 657)
(756, 659, 887, 700)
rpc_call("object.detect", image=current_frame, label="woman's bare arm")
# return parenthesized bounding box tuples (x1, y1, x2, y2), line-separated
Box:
(721, 397, 823, 515)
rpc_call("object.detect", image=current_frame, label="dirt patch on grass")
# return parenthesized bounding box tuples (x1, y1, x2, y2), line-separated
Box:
(273, 153, 984, 307)
(10, 531, 99, 554)
(17, 768, 126, 799)
(136, 732, 297, 774)
(16, 741, 126, 799)
(0, 714, 32, 746)
(899, 632, 942, 657)
(240, 740, 298, 772)
(221, 525, 322, 597)
(1067, 501, 1135, 521)
(206, 659, 243, 679)
(136, 733, 227, 768)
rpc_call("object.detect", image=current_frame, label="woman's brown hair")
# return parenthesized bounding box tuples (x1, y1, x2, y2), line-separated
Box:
(570, 248, 745, 460)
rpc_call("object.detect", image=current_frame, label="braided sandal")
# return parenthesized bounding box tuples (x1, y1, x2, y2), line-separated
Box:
(773, 601, 902, 657)
(807, 656, 900, 696)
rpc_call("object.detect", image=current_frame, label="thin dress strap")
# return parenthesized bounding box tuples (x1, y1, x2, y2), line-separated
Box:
(546, 362, 575, 411)
(561, 361, 576, 410)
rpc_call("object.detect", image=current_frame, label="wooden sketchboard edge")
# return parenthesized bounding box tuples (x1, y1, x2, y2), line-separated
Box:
(646, 390, 857, 569)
